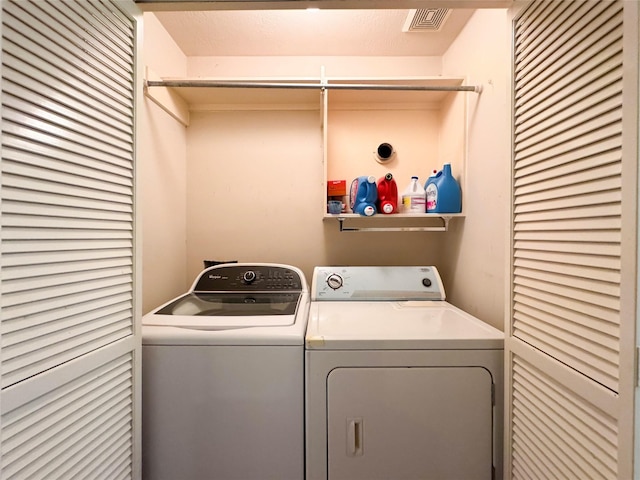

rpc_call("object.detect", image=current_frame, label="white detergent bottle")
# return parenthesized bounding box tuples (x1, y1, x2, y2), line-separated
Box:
(401, 176, 426, 214)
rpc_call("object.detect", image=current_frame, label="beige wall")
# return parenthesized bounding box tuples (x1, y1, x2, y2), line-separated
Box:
(184, 105, 451, 284)
(326, 109, 442, 184)
(185, 109, 325, 277)
(140, 13, 189, 313)
(141, 10, 511, 331)
(187, 55, 443, 78)
(440, 9, 511, 329)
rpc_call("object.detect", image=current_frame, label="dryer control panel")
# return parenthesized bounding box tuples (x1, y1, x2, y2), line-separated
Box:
(312, 266, 445, 301)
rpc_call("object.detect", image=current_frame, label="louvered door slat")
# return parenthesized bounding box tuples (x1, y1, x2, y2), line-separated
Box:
(514, 297, 619, 345)
(515, 24, 622, 114)
(514, 135, 621, 178)
(515, 179, 621, 209)
(3, 272, 133, 308)
(3, 150, 133, 189)
(514, 275, 619, 311)
(515, 85, 622, 148)
(508, 1, 638, 477)
(31, 1, 133, 81)
(514, 266, 619, 297)
(2, 238, 133, 255)
(2, 257, 132, 281)
(1, 228, 132, 241)
(514, 208, 620, 227)
(4, 173, 133, 205)
(3, 92, 133, 155)
(514, 123, 621, 168)
(514, 248, 621, 271)
(513, 192, 621, 216)
(3, 294, 133, 334)
(513, 317, 618, 388)
(515, 53, 622, 131)
(513, 1, 572, 72)
(1, 0, 138, 477)
(3, 297, 132, 334)
(514, 240, 620, 257)
(515, 3, 622, 88)
(515, 40, 623, 115)
(511, 358, 618, 479)
(2, 119, 131, 169)
(1, 354, 133, 479)
(2, 190, 131, 216)
(512, 0, 624, 392)
(2, 0, 136, 383)
(3, 200, 133, 222)
(3, 4, 132, 99)
(515, 115, 622, 162)
(2, 359, 129, 440)
(68, 1, 134, 51)
(514, 257, 620, 284)
(1, 40, 131, 121)
(2, 270, 131, 308)
(2, 68, 132, 141)
(515, 154, 621, 191)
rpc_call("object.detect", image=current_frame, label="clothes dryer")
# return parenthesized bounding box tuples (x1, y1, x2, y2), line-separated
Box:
(305, 266, 504, 480)
(142, 263, 309, 480)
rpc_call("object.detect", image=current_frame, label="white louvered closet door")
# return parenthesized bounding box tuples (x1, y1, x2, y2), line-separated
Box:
(508, 1, 638, 479)
(0, 1, 141, 479)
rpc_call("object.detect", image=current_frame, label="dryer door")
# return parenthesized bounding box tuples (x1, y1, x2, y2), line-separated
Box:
(327, 366, 494, 480)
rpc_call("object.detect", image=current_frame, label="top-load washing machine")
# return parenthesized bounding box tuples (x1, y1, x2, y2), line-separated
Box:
(142, 263, 309, 480)
(305, 266, 504, 480)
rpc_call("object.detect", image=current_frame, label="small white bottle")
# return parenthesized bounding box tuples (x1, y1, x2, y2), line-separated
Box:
(401, 176, 426, 214)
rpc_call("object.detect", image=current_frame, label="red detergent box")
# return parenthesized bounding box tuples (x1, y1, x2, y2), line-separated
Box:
(327, 180, 346, 197)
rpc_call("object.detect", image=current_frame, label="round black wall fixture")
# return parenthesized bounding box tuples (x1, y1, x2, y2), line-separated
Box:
(375, 143, 396, 163)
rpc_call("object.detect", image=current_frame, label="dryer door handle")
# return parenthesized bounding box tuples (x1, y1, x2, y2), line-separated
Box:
(347, 417, 364, 457)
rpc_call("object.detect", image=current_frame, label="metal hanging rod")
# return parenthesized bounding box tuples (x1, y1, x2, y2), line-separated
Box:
(337, 216, 451, 233)
(146, 79, 482, 93)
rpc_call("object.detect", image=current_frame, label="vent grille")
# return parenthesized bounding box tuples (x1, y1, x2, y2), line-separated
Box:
(403, 9, 451, 32)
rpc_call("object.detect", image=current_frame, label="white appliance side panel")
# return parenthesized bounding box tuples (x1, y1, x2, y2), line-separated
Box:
(327, 366, 493, 480)
(142, 345, 304, 480)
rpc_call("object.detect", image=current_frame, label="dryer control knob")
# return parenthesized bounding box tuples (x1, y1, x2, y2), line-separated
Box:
(326, 273, 343, 290)
(243, 270, 257, 283)
(422, 278, 432, 287)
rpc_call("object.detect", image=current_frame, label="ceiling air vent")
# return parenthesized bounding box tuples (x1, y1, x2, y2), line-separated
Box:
(403, 8, 451, 32)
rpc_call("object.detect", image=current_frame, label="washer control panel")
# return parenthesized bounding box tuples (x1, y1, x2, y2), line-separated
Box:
(193, 264, 305, 292)
(312, 266, 445, 301)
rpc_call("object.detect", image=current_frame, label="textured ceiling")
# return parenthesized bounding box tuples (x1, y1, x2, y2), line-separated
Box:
(153, 9, 475, 56)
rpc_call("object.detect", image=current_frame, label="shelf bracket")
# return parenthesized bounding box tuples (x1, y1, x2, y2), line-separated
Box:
(337, 216, 451, 233)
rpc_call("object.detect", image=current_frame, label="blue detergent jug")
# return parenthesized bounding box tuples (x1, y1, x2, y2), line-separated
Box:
(425, 164, 461, 213)
(350, 175, 377, 216)
(424, 170, 438, 212)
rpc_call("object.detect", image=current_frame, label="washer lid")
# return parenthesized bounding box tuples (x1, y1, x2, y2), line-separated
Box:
(305, 301, 503, 350)
(156, 292, 300, 316)
(143, 292, 301, 328)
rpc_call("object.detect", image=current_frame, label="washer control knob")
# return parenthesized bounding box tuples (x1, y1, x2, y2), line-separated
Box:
(422, 278, 432, 287)
(243, 270, 257, 283)
(326, 273, 343, 290)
